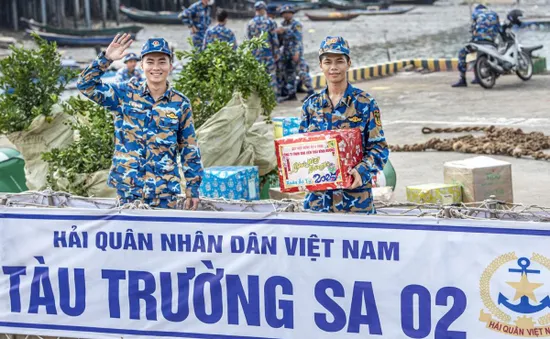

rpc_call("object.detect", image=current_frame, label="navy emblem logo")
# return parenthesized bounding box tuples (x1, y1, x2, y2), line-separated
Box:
(480, 253, 550, 337)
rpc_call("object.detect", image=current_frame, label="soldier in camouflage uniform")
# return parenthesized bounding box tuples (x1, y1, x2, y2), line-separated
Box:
(452, 4, 500, 87)
(77, 34, 204, 210)
(267, 4, 285, 98)
(115, 52, 144, 83)
(203, 9, 237, 50)
(246, 1, 280, 94)
(298, 57, 315, 101)
(180, 0, 213, 50)
(299, 36, 389, 214)
(279, 5, 302, 101)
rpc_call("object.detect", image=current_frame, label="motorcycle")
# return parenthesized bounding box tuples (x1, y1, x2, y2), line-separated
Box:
(467, 21, 543, 89)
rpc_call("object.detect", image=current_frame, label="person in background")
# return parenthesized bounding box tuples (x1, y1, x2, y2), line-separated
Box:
(77, 34, 204, 210)
(179, 0, 213, 50)
(298, 57, 315, 102)
(203, 9, 237, 50)
(246, 1, 280, 95)
(267, 3, 285, 99)
(115, 52, 144, 83)
(298, 36, 389, 214)
(278, 5, 302, 101)
(452, 3, 500, 87)
(266, 3, 279, 21)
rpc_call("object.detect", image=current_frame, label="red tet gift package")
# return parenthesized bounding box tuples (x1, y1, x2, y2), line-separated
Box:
(275, 128, 363, 193)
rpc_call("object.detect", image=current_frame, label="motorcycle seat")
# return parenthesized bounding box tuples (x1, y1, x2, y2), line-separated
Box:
(471, 40, 498, 47)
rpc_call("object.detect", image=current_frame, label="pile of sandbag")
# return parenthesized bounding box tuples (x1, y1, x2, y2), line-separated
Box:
(7, 103, 116, 197)
(196, 92, 277, 177)
(6, 104, 74, 191)
(7, 92, 275, 198)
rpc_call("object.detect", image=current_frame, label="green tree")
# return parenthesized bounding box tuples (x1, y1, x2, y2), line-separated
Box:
(173, 36, 276, 129)
(41, 96, 114, 196)
(0, 32, 77, 134)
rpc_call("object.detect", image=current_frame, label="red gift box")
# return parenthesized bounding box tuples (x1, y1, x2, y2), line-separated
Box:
(275, 128, 363, 193)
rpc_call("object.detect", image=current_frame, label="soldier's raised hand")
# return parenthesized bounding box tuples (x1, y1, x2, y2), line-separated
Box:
(105, 33, 133, 61)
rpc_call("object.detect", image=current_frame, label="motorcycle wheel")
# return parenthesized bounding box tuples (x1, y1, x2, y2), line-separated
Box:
(516, 51, 533, 81)
(475, 55, 496, 89)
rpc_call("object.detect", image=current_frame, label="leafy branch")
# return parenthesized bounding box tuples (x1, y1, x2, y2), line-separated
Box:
(173, 35, 276, 129)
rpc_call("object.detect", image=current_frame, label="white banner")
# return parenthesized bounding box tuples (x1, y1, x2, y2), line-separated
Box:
(1, 207, 550, 339)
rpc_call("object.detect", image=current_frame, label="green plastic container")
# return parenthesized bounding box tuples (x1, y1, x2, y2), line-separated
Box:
(0, 148, 28, 193)
(533, 57, 547, 75)
(379, 158, 397, 191)
(260, 171, 279, 200)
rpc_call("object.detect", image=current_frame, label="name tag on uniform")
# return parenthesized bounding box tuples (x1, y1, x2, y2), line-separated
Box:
(130, 102, 143, 109)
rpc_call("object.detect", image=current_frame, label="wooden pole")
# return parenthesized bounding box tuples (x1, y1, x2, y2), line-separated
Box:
(84, 0, 91, 28)
(55, 0, 62, 27)
(60, 0, 66, 27)
(11, 0, 18, 31)
(40, 0, 47, 24)
(101, 0, 107, 28)
(74, 0, 80, 28)
(27, 0, 33, 21)
(113, 0, 120, 25)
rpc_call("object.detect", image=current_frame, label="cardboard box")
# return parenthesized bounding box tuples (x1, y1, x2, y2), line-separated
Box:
(273, 117, 301, 139)
(275, 128, 363, 193)
(444, 156, 513, 203)
(199, 166, 260, 200)
(406, 183, 462, 204)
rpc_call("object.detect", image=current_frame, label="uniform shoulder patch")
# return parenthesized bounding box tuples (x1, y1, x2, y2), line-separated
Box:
(373, 109, 381, 126)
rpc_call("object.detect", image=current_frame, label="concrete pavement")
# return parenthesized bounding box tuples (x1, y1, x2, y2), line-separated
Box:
(273, 71, 550, 205)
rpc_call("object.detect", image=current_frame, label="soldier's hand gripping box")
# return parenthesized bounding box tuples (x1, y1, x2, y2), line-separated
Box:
(275, 129, 363, 193)
(199, 166, 260, 201)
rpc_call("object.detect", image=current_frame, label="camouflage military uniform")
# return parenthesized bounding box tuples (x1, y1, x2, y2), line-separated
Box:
(76, 39, 204, 209)
(115, 52, 144, 83)
(180, 1, 212, 49)
(456, 5, 500, 81)
(115, 67, 144, 83)
(203, 23, 237, 50)
(298, 57, 314, 93)
(299, 36, 389, 214)
(246, 14, 280, 93)
(267, 4, 285, 96)
(281, 15, 303, 97)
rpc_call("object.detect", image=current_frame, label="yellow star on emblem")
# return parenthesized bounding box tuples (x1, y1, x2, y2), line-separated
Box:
(506, 273, 544, 302)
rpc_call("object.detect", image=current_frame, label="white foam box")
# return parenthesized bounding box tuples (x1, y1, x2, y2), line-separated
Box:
(443, 156, 513, 203)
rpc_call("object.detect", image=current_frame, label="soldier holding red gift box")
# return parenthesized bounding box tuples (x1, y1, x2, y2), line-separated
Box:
(299, 36, 389, 214)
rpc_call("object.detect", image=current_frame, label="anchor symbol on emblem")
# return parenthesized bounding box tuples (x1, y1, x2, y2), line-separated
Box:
(498, 257, 550, 314)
